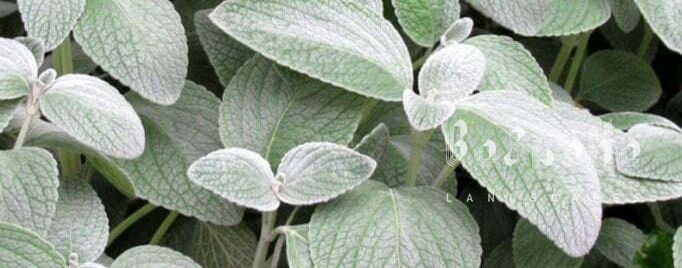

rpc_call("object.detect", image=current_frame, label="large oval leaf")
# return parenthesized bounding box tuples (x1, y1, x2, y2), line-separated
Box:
(220, 56, 364, 165)
(0, 223, 65, 268)
(634, 0, 682, 55)
(74, 0, 188, 105)
(615, 124, 682, 182)
(595, 218, 645, 268)
(0, 148, 59, 237)
(309, 181, 482, 267)
(110, 245, 200, 268)
(0, 37, 36, 99)
(442, 91, 602, 256)
(513, 219, 583, 268)
(40, 74, 145, 159)
(17, 0, 85, 50)
(465, 0, 610, 36)
(392, 0, 461, 46)
(465, 35, 552, 104)
(209, 0, 413, 101)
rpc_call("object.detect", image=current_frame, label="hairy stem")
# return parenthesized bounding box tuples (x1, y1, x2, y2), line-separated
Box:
(253, 211, 278, 268)
(405, 128, 434, 186)
(108, 203, 157, 246)
(564, 32, 591, 94)
(432, 161, 458, 188)
(359, 98, 379, 126)
(412, 47, 433, 70)
(13, 113, 34, 149)
(269, 236, 285, 268)
(548, 42, 575, 83)
(637, 23, 655, 58)
(648, 203, 674, 233)
(149, 211, 179, 245)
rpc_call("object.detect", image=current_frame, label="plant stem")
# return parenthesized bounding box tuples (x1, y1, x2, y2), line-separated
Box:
(648, 203, 674, 233)
(149, 211, 179, 245)
(58, 151, 80, 179)
(269, 235, 285, 268)
(359, 98, 379, 126)
(412, 47, 433, 70)
(637, 23, 655, 58)
(405, 128, 434, 186)
(13, 113, 34, 149)
(564, 32, 591, 94)
(548, 42, 575, 83)
(253, 211, 277, 268)
(432, 161, 458, 188)
(53, 38, 73, 75)
(107, 203, 157, 246)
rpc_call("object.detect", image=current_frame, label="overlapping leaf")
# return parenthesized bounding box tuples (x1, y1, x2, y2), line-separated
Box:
(74, 0, 188, 105)
(675, 227, 682, 268)
(209, 0, 413, 101)
(0, 98, 22, 132)
(512, 219, 583, 268)
(634, 0, 682, 55)
(392, 0, 461, 46)
(283, 225, 313, 268)
(0, 37, 37, 99)
(595, 218, 645, 268)
(615, 124, 682, 182)
(110, 245, 200, 268)
(601, 112, 681, 131)
(0, 1, 17, 18)
(440, 17, 474, 46)
(607, 0, 640, 33)
(17, 0, 85, 50)
(0, 223, 65, 268)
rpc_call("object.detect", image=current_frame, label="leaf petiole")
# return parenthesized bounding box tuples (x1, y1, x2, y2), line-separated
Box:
(637, 23, 655, 58)
(564, 32, 591, 94)
(108, 203, 158, 246)
(548, 41, 575, 83)
(149, 211, 179, 245)
(405, 128, 434, 186)
(253, 210, 278, 268)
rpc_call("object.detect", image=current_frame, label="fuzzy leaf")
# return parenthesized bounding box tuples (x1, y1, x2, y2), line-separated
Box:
(46, 180, 108, 263)
(615, 124, 682, 182)
(0, 223, 65, 268)
(362, 0, 384, 13)
(0, 98, 22, 132)
(595, 218, 645, 268)
(220, 56, 364, 165)
(284, 225, 313, 268)
(17, 0, 85, 50)
(0, 148, 59, 237)
(675, 227, 682, 268)
(466, 35, 552, 104)
(442, 91, 602, 257)
(512, 219, 583, 268)
(634, 0, 682, 55)
(309, 181, 482, 267)
(0, 72, 29, 100)
(15, 36, 44, 68)
(601, 112, 681, 131)
(187, 148, 279, 212)
(209, 0, 413, 101)
(275, 142, 376, 205)
(194, 9, 253, 87)
(0, 37, 37, 97)
(40, 74, 145, 159)
(483, 240, 514, 268)
(392, 0, 460, 46)
(465, 0, 610, 36)
(74, 0, 188, 105)
(404, 43, 486, 130)
(577, 50, 661, 112)
(110, 245, 201, 268)
(608, 0, 641, 33)
(441, 17, 474, 45)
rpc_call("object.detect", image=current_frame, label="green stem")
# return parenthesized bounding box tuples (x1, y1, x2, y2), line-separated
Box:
(253, 211, 277, 268)
(269, 235, 285, 268)
(405, 128, 434, 186)
(58, 151, 80, 180)
(432, 161, 458, 188)
(359, 98, 379, 126)
(286, 207, 300, 225)
(648, 203, 674, 233)
(548, 42, 575, 83)
(13, 113, 34, 149)
(149, 211, 179, 245)
(564, 32, 591, 94)
(412, 47, 433, 70)
(107, 203, 157, 246)
(53, 38, 73, 75)
(637, 23, 655, 58)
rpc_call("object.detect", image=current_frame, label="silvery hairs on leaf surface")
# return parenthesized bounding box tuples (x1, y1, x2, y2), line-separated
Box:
(441, 17, 474, 46)
(0, 37, 38, 100)
(188, 142, 377, 212)
(403, 43, 486, 131)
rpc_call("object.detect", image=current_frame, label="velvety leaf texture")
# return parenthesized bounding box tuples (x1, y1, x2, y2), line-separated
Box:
(0, 98, 22, 132)
(284, 225, 314, 268)
(0, 37, 38, 96)
(595, 218, 645, 268)
(615, 124, 682, 182)
(309, 181, 482, 267)
(675, 227, 682, 268)
(17, 0, 85, 50)
(74, 0, 188, 105)
(0, 223, 65, 268)
(513, 219, 583, 268)
(209, 0, 413, 101)
(634, 0, 682, 55)
(608, 0, 641, 33)
(220, 56, 364, 165)
(392, 0, 461, 46)
(110, 245, 201, 268)
(600, 112, 681, 131)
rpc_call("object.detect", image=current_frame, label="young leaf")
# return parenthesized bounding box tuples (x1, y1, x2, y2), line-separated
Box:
(512, 219, 583, 268)
(466, 35, 553, 104)
(45, 180, 108, 264)
(283, 225, 313, 268)
(0, 148, 59, 237)
(392, 0, 461, 46)
(0, 37, 37, 98)
(465, 0, 610, 36)
(275, 142, 377, 205)
(577, 50, 662, 112)
(404, 43, 486, 130)
(0, 223, 65, 268)
(74, 0, 188, 105)
(0, 98, 22, 132)
(17, 0, 85, 50)
(39, 74, 145, 159)
(615, 124, 682, 182)
(209, 0, 413, 101)
(309, 181, 482, 267)
(220, 56, 364, 165)
(601, 112, 681, 131)
(595, 218, 645, 268)
(0, 72, 29, 100)
(634, 0, 682, 55)
(187, 148, 279, 212)
(442, 91, 602, 257)
(110, 245, 201, 268)
(607, 0, 641, 33)
(194, 9, 253, 87)
(441, 17, 474, 45)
